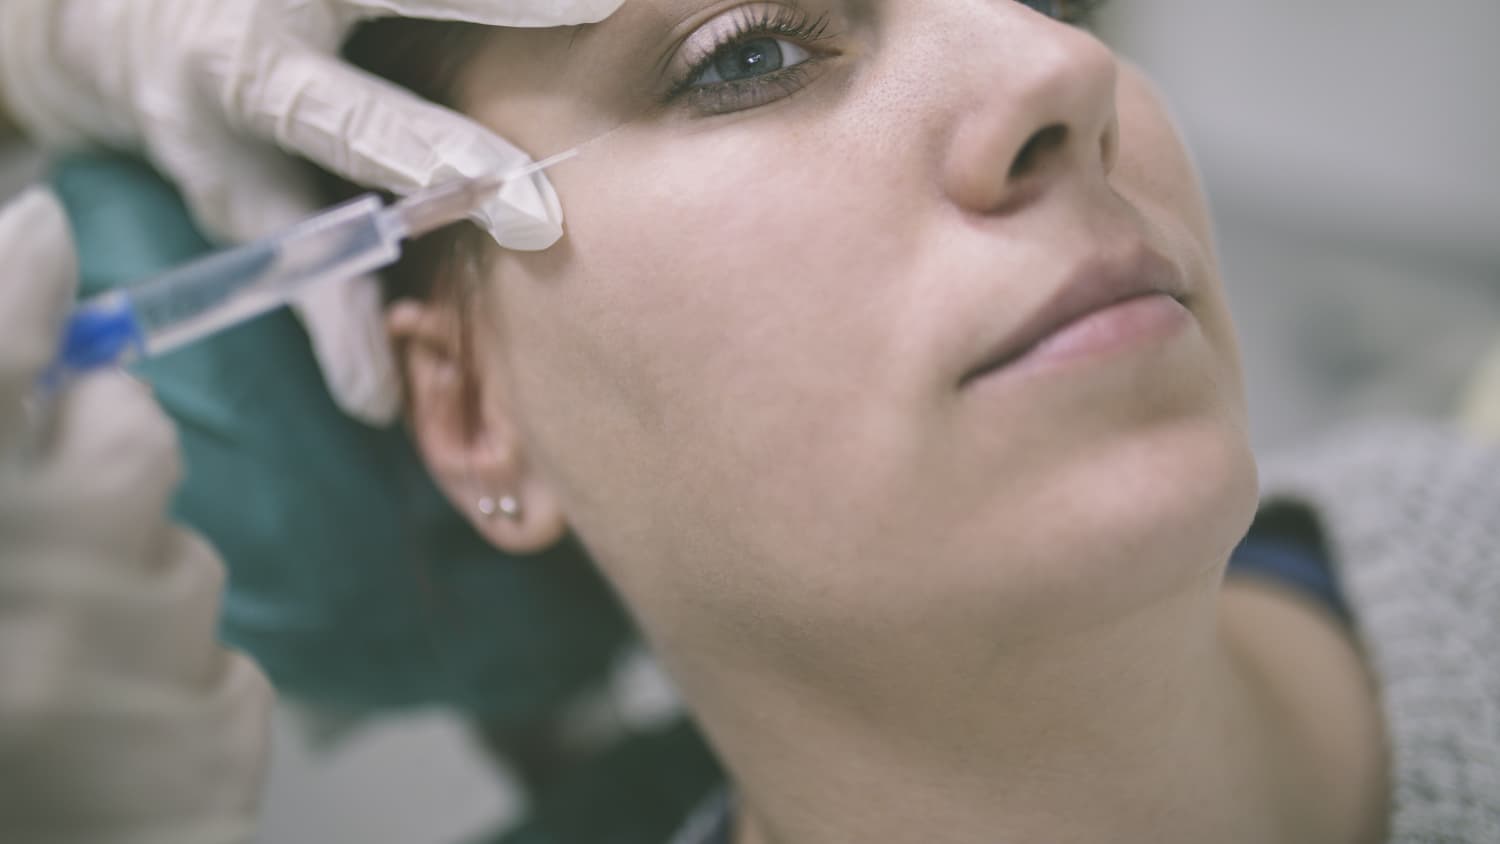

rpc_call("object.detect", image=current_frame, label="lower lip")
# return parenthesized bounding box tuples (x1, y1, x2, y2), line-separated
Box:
(975, 294, 1191, 383)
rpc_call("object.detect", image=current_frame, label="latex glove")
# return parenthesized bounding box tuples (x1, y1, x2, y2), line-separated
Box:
(0, 188, 272, 844)
(0, 0, 625, 425)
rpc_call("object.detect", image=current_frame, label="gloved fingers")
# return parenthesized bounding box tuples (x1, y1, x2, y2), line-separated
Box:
(224, 42, 565, 248)
(101, 528, 235, 690)
(327, 0, 627, 28)
(145, 115, 326, 245)
(288, 0, 627, 52)
(0, 527, 229, 696)
(290, 275, 404, 425)
(0, 0, 131, 148)
(18, 374, 186, 566)
(0, 648, 271, 835)
(0, 190, 77, 444)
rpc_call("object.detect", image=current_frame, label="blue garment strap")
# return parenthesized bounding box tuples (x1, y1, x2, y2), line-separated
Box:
(1227, 502, 1352, 624)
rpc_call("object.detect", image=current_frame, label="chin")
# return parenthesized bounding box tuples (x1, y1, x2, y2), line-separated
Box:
(1139, 414, 1259, 557)
(952, 407, 1261, 634)
(1073, 411, 1260, 609)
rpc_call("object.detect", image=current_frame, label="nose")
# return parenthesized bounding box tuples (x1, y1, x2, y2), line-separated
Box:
(941, 14, 1120, 215)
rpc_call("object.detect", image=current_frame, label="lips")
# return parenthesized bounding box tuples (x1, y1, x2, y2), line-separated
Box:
(959, 245, 1189, 387)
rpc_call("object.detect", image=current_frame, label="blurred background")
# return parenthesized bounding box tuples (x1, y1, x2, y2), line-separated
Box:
(1106, 0, 1500, 445)
(2, 0, 1496, 841)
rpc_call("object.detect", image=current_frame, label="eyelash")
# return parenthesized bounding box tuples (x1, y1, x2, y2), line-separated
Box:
(665, 5, 834, 115)
(665, 1, 1110, 115)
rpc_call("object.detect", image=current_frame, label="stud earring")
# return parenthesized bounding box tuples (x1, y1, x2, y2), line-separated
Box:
(478, 494, 522, 521)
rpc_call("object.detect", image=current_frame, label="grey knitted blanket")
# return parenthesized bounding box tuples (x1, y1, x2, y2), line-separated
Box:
(1258, 421, 1500, 843)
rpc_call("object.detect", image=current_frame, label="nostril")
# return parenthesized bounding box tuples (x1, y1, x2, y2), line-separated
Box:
(1009, 124, 1069, 180)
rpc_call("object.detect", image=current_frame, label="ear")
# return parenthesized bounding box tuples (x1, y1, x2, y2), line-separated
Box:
(387, 298, 569, 555)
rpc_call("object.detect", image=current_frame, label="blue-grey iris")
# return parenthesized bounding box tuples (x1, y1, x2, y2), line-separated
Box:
(714, 37, 786, 82)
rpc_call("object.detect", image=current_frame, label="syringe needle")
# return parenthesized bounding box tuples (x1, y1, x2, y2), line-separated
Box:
(391, 147, 584, 240)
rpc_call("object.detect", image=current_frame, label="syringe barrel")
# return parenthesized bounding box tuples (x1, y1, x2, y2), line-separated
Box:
(57, 195, 402, 373)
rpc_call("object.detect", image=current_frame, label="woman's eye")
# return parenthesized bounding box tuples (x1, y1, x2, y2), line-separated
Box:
(663, 7, 835, 115)
(690, 37, 813, 88)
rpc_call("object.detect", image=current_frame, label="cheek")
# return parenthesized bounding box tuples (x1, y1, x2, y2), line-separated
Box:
(513, 128, 922, 463)
(485, 119, 944, 610)
(1113, 66, 1246, 403)
(1114, 67, 1217, 246)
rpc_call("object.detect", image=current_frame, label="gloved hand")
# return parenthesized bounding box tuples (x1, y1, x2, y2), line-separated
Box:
(0, 188, 273, 844)
(0, 0, 625, 425)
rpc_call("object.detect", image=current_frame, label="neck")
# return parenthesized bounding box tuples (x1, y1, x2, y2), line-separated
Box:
(677, 579, 1326, 844)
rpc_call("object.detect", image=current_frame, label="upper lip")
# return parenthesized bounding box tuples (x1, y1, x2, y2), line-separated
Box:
(959, 244, 1188, 386)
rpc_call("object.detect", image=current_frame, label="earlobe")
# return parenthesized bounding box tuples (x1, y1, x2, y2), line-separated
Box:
(477, 494, 524, 521)
(386, 299, 570, 556)
(473, 476, 571, 556)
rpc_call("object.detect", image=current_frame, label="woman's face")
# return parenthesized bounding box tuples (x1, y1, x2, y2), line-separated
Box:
(417, 0, 1258, 686)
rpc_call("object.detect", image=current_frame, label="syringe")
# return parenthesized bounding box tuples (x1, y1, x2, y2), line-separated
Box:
(48, 148, 580, 381)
